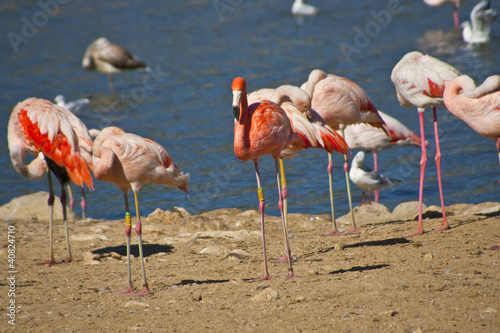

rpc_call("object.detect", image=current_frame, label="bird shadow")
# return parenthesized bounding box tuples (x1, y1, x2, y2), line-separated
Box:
(342, 237, 411, 249)
(329, 264, 390, 275)
(175, 279, 230, 286)
(91, 244, 173, 258)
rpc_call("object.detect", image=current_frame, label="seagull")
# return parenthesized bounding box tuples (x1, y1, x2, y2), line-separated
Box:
(462, 0, 498, 43)
(349, 151, 401, 204)
(292, 0, 318, 15)
(54, 95, 90, 113)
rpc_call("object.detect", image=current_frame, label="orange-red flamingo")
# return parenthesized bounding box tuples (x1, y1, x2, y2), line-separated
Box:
(343, 110, 421, 201)
(443, 74, 500, 178)
(82, 37, 147, 93)
(248, 84, 350, 262)
(8, 97, 94, 265)
(92, 126, 189, 295)
(391, 51, 461, 236)
(301, 69, 386, 235)
(232, 77, 299, 280)
(423, 0, 465, 28)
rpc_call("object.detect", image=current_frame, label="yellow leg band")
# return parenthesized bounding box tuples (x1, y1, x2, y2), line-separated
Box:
(125, 212, 132, 227)
(279, 159, 286, 189)
(257, 187, 264, 201)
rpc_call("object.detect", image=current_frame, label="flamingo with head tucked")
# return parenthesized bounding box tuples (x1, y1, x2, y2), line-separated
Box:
(92, 126, 189, 295)
(301, 69, 387, 235)
(8, 97, 94, 265)
(391, 51, 461, 236)
(443, 74, 500, 178)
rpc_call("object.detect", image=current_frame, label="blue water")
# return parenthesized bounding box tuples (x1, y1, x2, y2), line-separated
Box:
(1, 0, 499, 221)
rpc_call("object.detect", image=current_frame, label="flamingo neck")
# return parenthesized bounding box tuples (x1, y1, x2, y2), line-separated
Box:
(10, 146, 47, 180)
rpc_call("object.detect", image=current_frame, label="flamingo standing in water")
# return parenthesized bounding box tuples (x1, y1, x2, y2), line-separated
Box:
(82, 37, 147, 93)
(301, 69, 387, 235)
(443, 74, 500, 177)
(92, 126, 189, 295)
(343, 110, 421, 202)
(423, 0, 465, 28)
(248, 84, 349, 262)
(233, 77, 303, 280)
(391, 51, 461, 236)
(8, 97, 94, 265)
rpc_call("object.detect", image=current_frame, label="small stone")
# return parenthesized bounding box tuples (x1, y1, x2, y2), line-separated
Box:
(423, 253, 433, 261)
(124, 301, 149, 308)
(251, 288, 279, 302)
(83, 251, 101, 265)
(110, 252, 122, 259)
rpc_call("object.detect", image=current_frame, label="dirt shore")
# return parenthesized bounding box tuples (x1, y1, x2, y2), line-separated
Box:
(1, 194, 499, 333)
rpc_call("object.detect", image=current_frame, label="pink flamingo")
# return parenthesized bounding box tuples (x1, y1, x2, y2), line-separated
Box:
(391, 51, 461, 236)
(92, 126, 189, 295)
(343, 110, 421, 201)
(82, 37, 147, 93)
(8, 97, 94, 265)
(423, 0, 465, 28)
(248, 84, 350, 262)
(443, 74, 500, 178)
(301, 69, 387, 235)
(232, 77, 301, 280)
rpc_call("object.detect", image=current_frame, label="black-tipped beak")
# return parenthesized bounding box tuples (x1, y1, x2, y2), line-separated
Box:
(233, 105, 240, 121)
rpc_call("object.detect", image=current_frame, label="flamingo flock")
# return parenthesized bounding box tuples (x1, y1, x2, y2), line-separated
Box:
(7, 2, 500, 294)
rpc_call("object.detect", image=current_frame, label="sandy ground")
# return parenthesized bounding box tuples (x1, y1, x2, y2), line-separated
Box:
(1, 194, 500, 333)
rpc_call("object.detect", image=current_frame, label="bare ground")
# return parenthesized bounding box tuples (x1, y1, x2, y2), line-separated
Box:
(1, 197, 500, 333)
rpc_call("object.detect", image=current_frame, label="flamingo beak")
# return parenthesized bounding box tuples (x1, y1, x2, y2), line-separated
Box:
(232, 90, 241, 121)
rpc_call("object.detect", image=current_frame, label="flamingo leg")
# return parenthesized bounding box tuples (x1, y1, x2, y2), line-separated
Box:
(133, 191, 150, 296)
(340, 127, 359, 235)
(275, 159, 297, 279)
(407, 109, 427, 236)
(251, 159, 272, 281)
(432, 107, 450, 232)
(108, 74, 115, 93)
(272, 159, 291, 264)
(323, 153, 340, 235)
(66, 184, 74, 212)
(80, 188, 86, 219)
(452, 3, 460, 29)
(116, 193, 134, 294)
(59, 182, 72, 263)
(38, 171, 57, 266)
(373, 151, 380, 202)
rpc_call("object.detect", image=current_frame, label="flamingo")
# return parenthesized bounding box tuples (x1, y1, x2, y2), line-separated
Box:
(92, 126, 189, 295)
(248, 84, 350, 262)
(349, 151, 401, 204)
(8, 97, 94, 265)
(423, 0, 465, 28)
(461, 0, 498, 44)
(391, 51, 461, 236)
(82, 37, 147, 93)
(443, 74, 500, 178)
(301, 69, 387, 235)
(292, 0, 319, 16)
(232, 77, 301, 280)
(343, 110, 421, 201)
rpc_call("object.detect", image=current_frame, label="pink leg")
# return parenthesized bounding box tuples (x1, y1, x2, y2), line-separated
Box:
(59, 182, 72, 263)
(432, 108, 449, 232)
(452, 4, 460, 29)
(373, 152, 380, 202)
(117, 194, 134, 294)
(339, 156, 359, 235)
(406, 111, 427, 236)
(134, 217, 150, 296)
(274, 160, 297, 280)
(249, 160, 272, 282)
(38, 172, 57, 266)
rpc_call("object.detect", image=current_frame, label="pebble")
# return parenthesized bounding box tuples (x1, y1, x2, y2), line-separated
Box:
(251, 288, 279, 302)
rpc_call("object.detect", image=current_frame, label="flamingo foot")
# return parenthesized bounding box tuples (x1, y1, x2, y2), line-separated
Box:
(322, 229, 341, 236)
(115, 286, 134, 294)
(247, 274, 272, 282)
(485, 245, 500, 250)
(404, 229, 424, 237)
(339, 228, 360, 235)
(432, 224, 450, 232)
(283, 272, 299, 280)
(133, 286, 150, 296)
(36, 258, 56, 266)
(63, 256, 72, 263)
(272, 254, 289, 264)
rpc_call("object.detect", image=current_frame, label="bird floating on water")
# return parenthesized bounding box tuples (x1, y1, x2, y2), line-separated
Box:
(54, 95, 90, 113)
(461, 0, 498, 44)
(292, 0, 319, 15)
(82, 37, 147, 93)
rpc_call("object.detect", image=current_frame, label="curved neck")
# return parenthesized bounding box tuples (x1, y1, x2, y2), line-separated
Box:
(10, 145, 47, 180)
